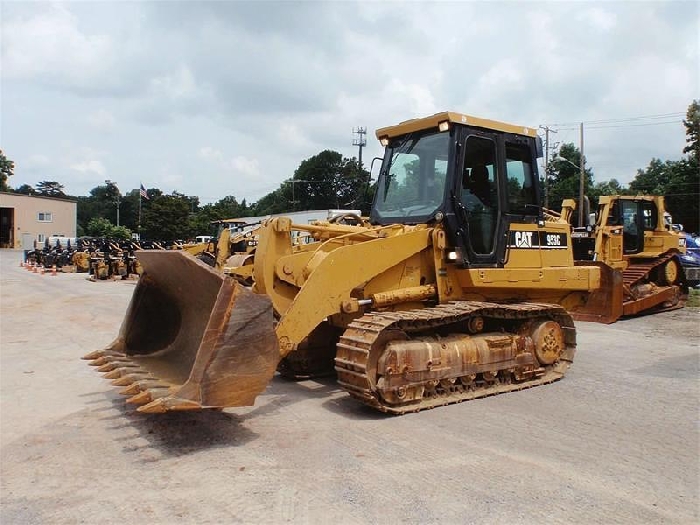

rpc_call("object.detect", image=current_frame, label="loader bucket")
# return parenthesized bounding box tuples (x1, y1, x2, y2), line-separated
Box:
(83, 250, 280, 413)
(569, 262, 624, 324)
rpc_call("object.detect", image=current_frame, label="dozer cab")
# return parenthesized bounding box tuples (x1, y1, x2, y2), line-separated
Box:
(559, 195, 687, 319)
(85, 111, 617, 415)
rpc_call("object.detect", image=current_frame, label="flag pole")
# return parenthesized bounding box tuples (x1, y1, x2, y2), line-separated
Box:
(138, 183, 142, 238)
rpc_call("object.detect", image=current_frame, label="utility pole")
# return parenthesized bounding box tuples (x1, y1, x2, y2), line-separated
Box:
(539, 125, 558, 209)
(578, 122, 585, 227)
(352, 127, 368, 211)
(352, 127, 367, 171)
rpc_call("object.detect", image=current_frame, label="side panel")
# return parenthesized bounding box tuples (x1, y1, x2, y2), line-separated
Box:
(272, 228, 432, 354)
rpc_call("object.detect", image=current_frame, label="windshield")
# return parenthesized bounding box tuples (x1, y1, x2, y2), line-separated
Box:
(373, 131, 449, 221)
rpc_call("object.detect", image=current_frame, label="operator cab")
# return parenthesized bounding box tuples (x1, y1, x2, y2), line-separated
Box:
(371, 112, 542, 267)
(605, 198, 660, 255)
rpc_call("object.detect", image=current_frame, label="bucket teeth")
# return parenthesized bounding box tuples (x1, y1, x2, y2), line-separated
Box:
(82, 349, 122, 360)
(110, 372, 149, 386)
(127, 388, 170, 405)
(119, 383, 142, 396)
(119, 380, 168, 396)
(126, 391, 154, 405)
(138, 397, 204, 414)
(89, 357, 108, 367)
(97, 361, 137, 373)
(82, 350, 102, 360)
(111, 375, 137, 387)
(104, 365, 144, 380)
(103, 369, 123, 380)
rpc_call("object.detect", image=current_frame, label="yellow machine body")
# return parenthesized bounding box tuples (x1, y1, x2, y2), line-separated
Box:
(561, 195, 687, 319)
(85, 111, 617, 414)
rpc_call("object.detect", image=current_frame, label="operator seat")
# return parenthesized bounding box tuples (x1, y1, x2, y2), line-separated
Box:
(462, 164, 495, 254)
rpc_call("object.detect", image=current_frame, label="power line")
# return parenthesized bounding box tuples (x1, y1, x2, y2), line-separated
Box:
(554, 120, 683, 131)
(545, 111, 685, 127)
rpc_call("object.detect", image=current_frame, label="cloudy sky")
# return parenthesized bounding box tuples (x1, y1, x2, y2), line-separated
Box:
(1, 1, 697, 204)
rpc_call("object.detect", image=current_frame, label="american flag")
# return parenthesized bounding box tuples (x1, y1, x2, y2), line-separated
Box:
(140, 184, 149, 200)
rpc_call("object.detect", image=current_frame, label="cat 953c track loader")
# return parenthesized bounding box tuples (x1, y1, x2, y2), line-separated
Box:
(559, 195, 688, 320)
(85, 111, 618, 415)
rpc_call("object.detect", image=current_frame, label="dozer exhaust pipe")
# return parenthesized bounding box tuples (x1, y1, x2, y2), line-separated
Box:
(83, 251, 279, 413)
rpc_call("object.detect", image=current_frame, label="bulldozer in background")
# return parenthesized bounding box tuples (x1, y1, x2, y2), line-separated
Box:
(85, 111, 625, 415)
(556, 195, 688, 320)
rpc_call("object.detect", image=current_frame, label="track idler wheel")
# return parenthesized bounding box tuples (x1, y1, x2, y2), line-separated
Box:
(661, 258, 680, 286)
(530, 321, 564, 366)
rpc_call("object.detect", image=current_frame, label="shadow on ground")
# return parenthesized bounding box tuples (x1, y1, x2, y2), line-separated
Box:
(80, 373, 388, 457)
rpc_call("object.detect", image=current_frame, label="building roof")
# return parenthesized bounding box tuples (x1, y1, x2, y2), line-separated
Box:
(0, 191, 78, 203)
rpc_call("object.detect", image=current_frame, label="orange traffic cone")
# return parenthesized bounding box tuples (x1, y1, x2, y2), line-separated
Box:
(50, 266, 57, 276)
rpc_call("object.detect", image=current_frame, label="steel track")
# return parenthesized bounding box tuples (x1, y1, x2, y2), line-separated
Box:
(335, 302, 576, 414)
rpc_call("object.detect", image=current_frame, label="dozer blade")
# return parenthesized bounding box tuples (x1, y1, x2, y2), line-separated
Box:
(83, 250, 280, 413)
(569, 262, 624, 324)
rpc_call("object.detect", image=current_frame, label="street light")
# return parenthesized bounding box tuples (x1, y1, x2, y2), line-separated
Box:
(104, 179, 121, 227)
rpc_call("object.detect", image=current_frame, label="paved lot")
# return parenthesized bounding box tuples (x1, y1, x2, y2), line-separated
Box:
(1, 249, 698, 524)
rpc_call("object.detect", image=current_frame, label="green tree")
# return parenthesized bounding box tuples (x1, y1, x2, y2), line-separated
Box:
(0, 150, 15, 191)
(589, 178, 628, 202)
(14, 184, 36, 195)
(263, 150, 368, 213)
(631, 158, 699, 233)
(251, 187, 290, 216)
(141, 191, 194, 241)
(85, 217, 132, 240)
(35, 180, 66, 197)
(629, 101, 700, 233)
(547, 143, 595, 213)
(683, 99, 699, 158)
(189, 196, 250, 235)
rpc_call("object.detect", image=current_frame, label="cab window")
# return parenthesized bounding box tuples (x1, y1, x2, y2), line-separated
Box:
(505, 143, 537, 215)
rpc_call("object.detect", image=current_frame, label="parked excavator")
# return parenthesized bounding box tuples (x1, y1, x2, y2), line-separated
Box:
(85, 111, 620, 415)
(556, 195, 687, 320)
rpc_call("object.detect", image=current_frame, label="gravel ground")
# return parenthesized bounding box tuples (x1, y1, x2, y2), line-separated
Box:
(1, 249, 698, 524)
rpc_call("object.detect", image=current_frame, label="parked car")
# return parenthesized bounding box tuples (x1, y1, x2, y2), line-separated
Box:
(680, 233, 700, 288)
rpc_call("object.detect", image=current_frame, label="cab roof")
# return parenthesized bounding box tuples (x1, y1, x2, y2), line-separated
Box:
(375, 111, 537, 140)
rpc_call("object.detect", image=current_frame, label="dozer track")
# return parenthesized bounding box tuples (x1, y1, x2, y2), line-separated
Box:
(621, 251, 687, 316)
(335, 302, 575, 414)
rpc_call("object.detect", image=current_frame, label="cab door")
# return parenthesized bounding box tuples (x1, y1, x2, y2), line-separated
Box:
(456, 131, 500, 265)
(622, 200, 643, 254)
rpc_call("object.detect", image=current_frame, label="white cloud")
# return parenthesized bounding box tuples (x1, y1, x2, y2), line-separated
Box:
(149, 65, 198, 100)
(1, 1, 697, 204)
(578, 7, 617, 32)
(198, 146, 260, 180)
(198, 146, 224, 163)
(227, 156, 260, 179)
(87, 109, 116, 132)
(23, 154, 50, 169)
(382, 79, 437, 118)
(1, 4, 112, 86)
(70, 160, 106, 177)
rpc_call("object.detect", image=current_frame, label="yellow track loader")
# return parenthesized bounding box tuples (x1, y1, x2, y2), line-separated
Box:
(85, 111, 618, 414)
(559, 195, 687, 320)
